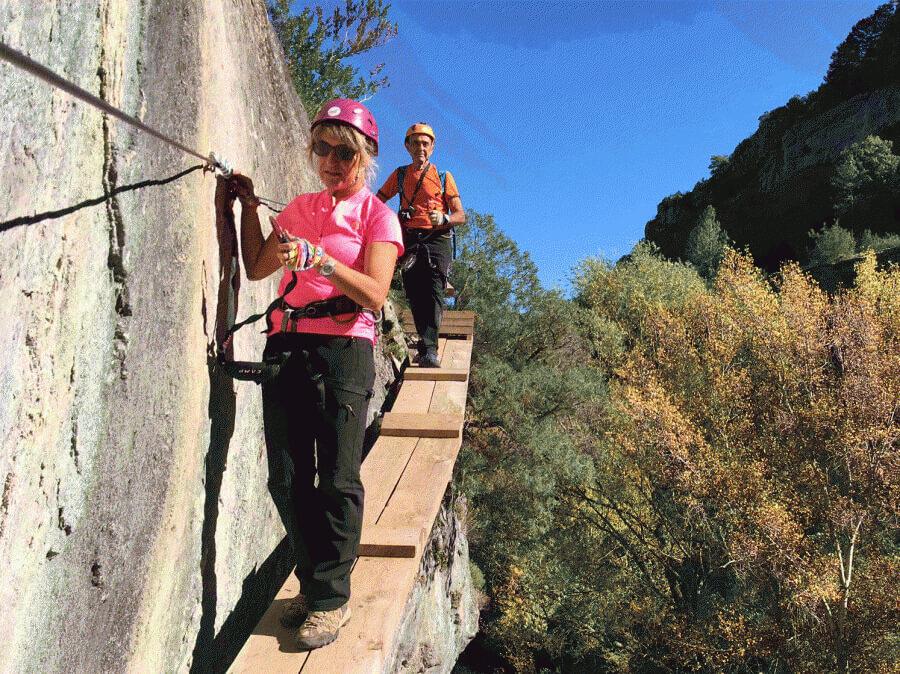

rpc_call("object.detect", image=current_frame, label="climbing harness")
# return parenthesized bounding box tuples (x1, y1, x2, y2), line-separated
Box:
(217, 272, 379, 384)
(0, 40, 286, 212)
(395, 163, 457, 272)
(399, 229, 448, 274)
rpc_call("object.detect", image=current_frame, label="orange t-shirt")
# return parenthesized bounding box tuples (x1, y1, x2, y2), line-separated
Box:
(377, 164, 460, 230)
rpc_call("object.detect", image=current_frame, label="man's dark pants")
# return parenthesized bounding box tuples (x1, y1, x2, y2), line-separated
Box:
(261, 333, 374, 611)
(401, 229, 452, 356)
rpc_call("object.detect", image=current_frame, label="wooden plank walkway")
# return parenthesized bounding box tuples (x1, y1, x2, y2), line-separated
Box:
(229, 311, 474, 674)
(399, 309, 475, 340)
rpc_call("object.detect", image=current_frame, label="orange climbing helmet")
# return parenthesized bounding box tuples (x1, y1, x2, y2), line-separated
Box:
(311, 98, 379, 155)
(405, 122, 435, 143)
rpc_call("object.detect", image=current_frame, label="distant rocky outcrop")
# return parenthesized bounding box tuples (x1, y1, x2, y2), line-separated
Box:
(0, 2, 466, 672)
(646, 86, 900, 270)
(645, 3, 900, 270)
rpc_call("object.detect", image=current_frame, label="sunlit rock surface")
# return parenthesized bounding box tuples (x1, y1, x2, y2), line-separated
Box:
(0, 1, 429, 672)
(387, 491, 480, 674)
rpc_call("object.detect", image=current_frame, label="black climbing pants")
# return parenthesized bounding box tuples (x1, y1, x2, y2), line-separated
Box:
(261, 333, 374, 611)
(401, 229, 452, 355)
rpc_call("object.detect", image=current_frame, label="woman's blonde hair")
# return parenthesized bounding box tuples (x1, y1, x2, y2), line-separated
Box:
(309, 122, 378, 186)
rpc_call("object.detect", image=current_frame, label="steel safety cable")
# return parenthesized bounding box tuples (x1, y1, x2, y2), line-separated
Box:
(0, 40, 287, 211)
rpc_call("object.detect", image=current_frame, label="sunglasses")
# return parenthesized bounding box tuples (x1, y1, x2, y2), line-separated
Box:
(312, 140, 357, 162)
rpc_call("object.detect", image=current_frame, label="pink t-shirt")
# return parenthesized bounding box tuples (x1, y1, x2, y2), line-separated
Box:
(268, 187, 403, 344)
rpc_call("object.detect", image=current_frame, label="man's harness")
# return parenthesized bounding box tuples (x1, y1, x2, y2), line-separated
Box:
(395, 164, 457, 273)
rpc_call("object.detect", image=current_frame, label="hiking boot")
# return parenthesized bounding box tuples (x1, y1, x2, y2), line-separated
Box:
(411, 340, 427, 365)
(279, 591, 309, 628)
(421, 350, 441, 368)
(296, 605, 351, 650)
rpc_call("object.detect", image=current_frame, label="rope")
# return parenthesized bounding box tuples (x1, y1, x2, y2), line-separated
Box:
(0, 40, 286, 211)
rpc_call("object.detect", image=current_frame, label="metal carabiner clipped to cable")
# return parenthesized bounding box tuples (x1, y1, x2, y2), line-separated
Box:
(206, 152, 287, 213)
(207, 151, 233, 178)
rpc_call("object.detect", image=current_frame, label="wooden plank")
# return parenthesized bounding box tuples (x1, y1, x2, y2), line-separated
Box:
(400, 310, 474, 322)
(425, 348, 471, 420)
(433, 321, 475, 331)
(428, 381, 468, 418)
(439, 325, 474, 337)
(360, 436, 418, 530)
(405, 339, 470, 373)
(299, 556, 420, 674)
(380, 413, 462, 438)
(437, 317, 475, 326)
(390, 380, 434, 414)
(228, 574, 310, 673)
(400, 325, 473, 337)
(303, 439, 465, 671)
(374, 437, 461, 555)
(399, 313, 474, 337)
(403, 367, 467, 381)
(358, 525, 422, 558)
(439, 339, 473, 372)
(407, 338, 448, 368)
(299, 557, 417, 672)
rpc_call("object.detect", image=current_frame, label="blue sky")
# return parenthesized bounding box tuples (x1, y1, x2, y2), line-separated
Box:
(327, 0, 882, 289)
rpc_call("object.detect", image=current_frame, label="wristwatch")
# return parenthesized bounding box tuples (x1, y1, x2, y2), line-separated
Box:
(318, 256, 336, 277)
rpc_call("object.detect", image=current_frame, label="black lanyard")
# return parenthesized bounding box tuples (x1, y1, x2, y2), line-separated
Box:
(400, 163, 432, 210)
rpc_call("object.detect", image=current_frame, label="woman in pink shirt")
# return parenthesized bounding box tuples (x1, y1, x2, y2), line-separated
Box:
(228, 99, 402, 649)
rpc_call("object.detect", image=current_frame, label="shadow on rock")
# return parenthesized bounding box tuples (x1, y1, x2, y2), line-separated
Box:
(0, 164, 206, 231)
(188, 178, 293, 673)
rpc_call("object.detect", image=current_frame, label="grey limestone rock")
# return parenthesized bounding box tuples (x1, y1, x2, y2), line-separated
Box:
(0, 1, 436, 672)
(385, 490, 480, 674)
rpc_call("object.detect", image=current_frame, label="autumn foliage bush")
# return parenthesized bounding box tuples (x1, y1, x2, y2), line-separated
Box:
(455, 222, 899, 673)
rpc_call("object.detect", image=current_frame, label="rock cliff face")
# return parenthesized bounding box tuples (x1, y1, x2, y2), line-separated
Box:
(387, 490, 480, 674)
(644, 85, 900, 269)
(0, 2, 432, 672)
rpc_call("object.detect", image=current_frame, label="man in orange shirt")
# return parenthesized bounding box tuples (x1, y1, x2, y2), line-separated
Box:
(377, 123, 466, 367)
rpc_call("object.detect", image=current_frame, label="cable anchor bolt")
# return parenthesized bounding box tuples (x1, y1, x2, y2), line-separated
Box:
(207, 151, 233, 177)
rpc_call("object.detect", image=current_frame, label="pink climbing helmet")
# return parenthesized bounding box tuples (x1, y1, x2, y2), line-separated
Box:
(311, 98, 379, 155)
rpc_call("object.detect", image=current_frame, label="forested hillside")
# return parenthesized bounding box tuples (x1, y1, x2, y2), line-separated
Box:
(645, 1, 900, 272)
(451, 12, 900, 668)
(451, 215, 898, 673)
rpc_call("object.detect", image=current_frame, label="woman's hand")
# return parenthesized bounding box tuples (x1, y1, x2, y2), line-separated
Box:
(227, 171, 259, 207)
(278, 238, 321, 271)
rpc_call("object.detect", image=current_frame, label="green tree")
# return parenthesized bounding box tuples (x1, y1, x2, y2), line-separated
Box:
(808, 223, 858, 267)
(451, 212, 609, 671)
(822, 1, 900, 103)
(683, 205, 730, 280)
(574, 240, 707, 344)
(451, 211, 548, 362)
(460, 223, 900, 671)
(708, 154, 730, 177)
(267, 0, 398, 116)
(569, 250, 899, 672)
(831, 135, 900, 234)
(858, 228, 900, 253)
